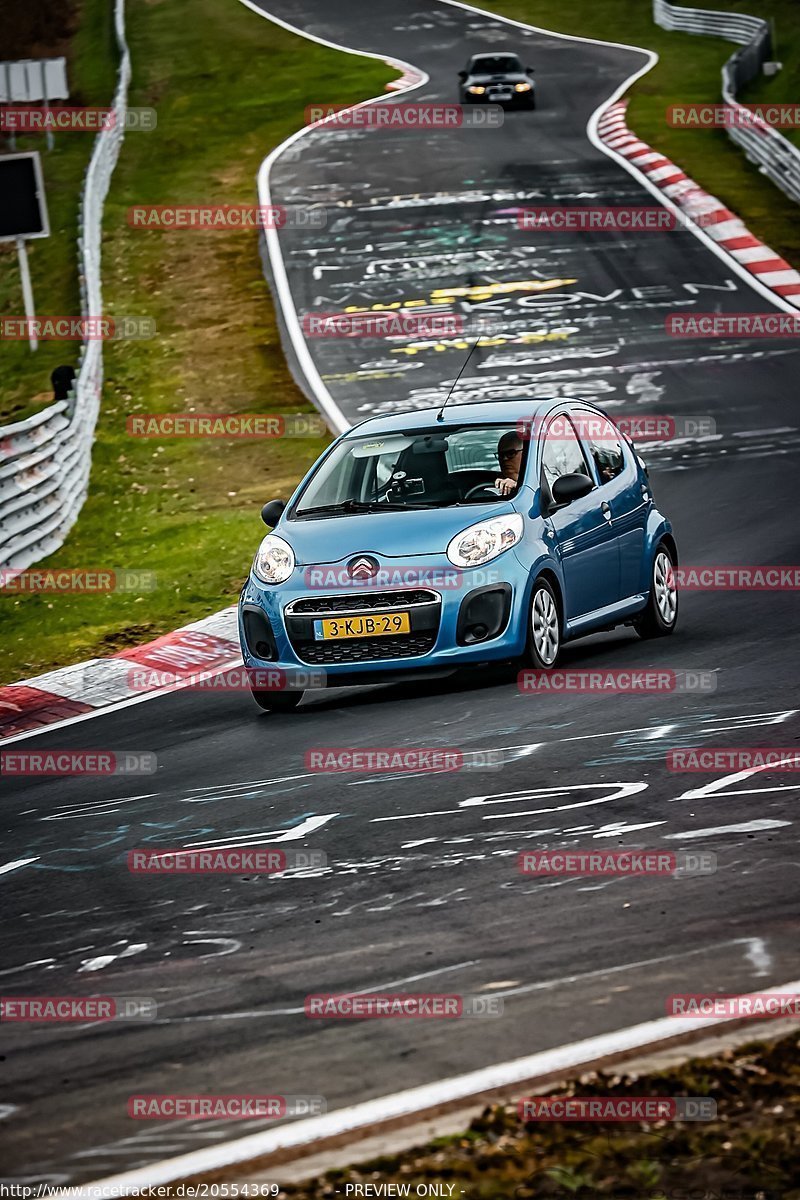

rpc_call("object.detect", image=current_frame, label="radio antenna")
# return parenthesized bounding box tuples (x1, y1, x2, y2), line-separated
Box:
(436, 336, 482, 422)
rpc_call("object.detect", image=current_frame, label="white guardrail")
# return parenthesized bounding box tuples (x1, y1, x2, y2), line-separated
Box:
(0, 0, 130, 571)
(653, 0, 800, 204)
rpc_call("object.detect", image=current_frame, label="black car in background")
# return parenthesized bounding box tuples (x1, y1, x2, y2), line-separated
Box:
(458, 52, 536, 108)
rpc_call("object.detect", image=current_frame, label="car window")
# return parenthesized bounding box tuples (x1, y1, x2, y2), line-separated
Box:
(445, 428, 500, 472)
(541, 415, 591, 493)
(470, 55, 523, 73)
(293, 424, 528, 514)
(579, 413, 625, 484)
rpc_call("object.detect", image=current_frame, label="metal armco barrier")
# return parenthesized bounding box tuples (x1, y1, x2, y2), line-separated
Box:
(0, 0, 131, 571)
(653, 0, 800, 205)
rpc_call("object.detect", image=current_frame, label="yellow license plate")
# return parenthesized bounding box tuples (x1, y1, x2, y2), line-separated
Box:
(316, 612, 411, 640)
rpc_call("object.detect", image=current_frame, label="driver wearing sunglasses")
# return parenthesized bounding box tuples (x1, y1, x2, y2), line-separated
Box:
(494, 430, 523, 496)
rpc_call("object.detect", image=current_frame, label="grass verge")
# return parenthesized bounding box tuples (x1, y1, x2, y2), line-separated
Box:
(0, 0, 391, 685)
(482, 0, 800, 268)
(280, 1030, 799, 1198)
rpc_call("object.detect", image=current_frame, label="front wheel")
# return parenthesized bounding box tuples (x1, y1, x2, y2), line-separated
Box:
(634, 543, 678, 639)
(526, 577, 561, 668)
(250, 689, 304, 712)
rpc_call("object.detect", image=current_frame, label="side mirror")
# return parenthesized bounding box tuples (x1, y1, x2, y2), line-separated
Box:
(261, 499, 286, 527)
(527, 65, 535, 72)
(458, 70, 468, 80)
(551, 473, 593, 507)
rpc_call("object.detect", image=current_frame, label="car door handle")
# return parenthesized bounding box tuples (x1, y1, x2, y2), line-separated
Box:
(601, 501, 612, 521)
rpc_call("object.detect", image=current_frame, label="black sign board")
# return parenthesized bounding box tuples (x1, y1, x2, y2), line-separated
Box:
(0, 152, 50, 241)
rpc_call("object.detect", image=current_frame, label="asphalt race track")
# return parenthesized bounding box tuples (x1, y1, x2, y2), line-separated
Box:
(2, 0, 800, 1185)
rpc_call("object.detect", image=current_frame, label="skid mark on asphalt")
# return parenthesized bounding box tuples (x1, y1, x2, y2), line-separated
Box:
(148, 960, 480, 1022)
(42, 794, 158, 821)
(485, 936, 775, 1000)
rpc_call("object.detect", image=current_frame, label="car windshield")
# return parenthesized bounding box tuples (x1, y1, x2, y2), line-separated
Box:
(293, 425, 528, 516)
(471, 55, 523, 74)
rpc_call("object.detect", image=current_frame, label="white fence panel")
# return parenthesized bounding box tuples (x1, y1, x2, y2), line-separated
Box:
(653, 0, 800, 206)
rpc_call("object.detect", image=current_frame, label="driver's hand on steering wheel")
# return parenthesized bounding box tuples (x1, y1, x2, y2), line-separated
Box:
(494, 477, 517, 496)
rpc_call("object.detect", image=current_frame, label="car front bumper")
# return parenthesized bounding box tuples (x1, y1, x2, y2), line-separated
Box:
(238, 552, 536, 688)
(461, 89, 534, 106)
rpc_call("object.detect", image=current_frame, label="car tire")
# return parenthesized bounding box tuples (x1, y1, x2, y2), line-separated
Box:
(250, 689, 304, 712)
(525, 577, 561, 668)
(634, 542, 678, 639)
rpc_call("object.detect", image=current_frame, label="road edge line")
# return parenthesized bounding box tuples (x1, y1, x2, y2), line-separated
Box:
(72, 978, 800, 1194)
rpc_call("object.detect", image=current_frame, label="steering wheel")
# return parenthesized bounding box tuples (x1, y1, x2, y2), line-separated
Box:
(463, 482, 501, 501)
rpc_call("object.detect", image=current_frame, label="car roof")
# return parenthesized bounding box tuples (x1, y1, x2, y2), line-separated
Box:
(343, 398, 600, 437)
(469, 52, 521, 61)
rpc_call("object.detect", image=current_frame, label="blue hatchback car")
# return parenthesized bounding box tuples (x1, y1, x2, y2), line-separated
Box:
(238, 399, 678, 710)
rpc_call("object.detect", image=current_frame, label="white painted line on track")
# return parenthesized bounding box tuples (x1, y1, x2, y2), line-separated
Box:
(0, 857, 39, 876)
(75, 977, 800, 1194)
(663, 819, 792, 838)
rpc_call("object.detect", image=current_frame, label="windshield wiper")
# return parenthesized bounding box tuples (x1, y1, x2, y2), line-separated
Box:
(296, 499, 423, 517)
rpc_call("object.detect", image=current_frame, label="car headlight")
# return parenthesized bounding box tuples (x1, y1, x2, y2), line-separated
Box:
(467, 85, 486, 95)
(253, 534, 295, 584)
(515, 82, 532, 92)
(447, 513, 524, 568)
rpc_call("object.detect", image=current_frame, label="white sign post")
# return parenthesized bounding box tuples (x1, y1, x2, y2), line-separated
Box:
(16, 236, 38, 351)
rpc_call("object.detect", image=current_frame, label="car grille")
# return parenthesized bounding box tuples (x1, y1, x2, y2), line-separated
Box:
(285, 589, 440, 665)
(288, 590, 436, 615)
(294, 632, 438, 665)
